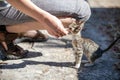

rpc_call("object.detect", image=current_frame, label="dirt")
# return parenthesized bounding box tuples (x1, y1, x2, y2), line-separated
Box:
(0, 0, 120, 80)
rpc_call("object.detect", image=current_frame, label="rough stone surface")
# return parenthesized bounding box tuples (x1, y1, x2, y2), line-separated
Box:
(0, 0, 120, 80)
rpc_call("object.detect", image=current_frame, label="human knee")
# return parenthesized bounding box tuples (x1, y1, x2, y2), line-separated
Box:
(73, 0, 91, 22)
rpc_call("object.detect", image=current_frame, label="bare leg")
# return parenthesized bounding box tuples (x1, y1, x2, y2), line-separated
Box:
(6, 21, 45, 33)
(2, 17, 84, 60)
(6, 17, 75, 34)
(21, 17, 75, 37)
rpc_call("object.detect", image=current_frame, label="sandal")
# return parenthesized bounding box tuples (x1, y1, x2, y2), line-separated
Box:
(0, 25, 28, 60)
(14, 30, 48, 43)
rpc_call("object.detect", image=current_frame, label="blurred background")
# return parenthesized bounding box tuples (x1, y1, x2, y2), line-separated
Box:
(88, 0, 120, 53)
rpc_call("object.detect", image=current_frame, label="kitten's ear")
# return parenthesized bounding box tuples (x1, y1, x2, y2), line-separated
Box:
(81, 60, 89, 64)
(84, 63, 95, 67)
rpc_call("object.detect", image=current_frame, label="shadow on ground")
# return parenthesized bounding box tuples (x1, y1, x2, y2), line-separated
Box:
(34, 38, 72, 48)
(0, 60, 73, 69)
(77, 7, 120, 80)
(25, 51, 43, 58)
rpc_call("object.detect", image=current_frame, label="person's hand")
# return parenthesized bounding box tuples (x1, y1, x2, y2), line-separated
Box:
(43, 14, 68, 38)
(7, 0, 68, 38)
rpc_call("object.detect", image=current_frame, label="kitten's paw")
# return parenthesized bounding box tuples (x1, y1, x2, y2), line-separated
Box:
(74, 64, 80, 69)
(84, 63, 94, 67)
(70, 66, 79, 70)
(81, 60, 89, 64)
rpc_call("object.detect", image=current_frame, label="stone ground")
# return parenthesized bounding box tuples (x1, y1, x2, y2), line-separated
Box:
(0, 0, 120, 80)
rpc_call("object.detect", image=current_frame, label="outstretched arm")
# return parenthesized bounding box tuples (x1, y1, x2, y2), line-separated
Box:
(7, 0, 68, 37)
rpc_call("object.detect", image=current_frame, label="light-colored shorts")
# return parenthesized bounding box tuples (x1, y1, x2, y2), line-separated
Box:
(0, 0, 91, 25)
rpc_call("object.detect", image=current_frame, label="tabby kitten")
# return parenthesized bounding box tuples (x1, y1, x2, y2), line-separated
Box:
(69, 21, 120, 69)
(69, 21, 97, 68)
(72, 33, 99, 68)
